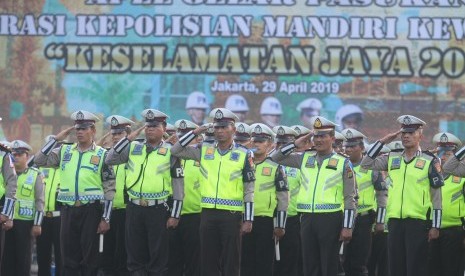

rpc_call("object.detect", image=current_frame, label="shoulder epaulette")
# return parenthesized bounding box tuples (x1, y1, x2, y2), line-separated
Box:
(421, 150, 437, 160)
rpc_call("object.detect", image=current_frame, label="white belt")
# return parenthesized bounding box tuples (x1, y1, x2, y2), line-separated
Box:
(45, 211, 61, 217)
(131, 199, 166, 207)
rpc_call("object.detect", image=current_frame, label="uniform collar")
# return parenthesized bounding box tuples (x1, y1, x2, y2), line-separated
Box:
(73, 142, 97, 153)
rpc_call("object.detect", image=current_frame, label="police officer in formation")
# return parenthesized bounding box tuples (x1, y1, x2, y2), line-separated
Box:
(35, 110, 116, 276)
(2, 140, 44, 276)
(171, 108, 255, 276)
(241, 123, 289, 276)
(272, 116, 357, 276)
(362, 115, 443, 276)
(234, 122, 252, 148)
(105, 109, 184, 276)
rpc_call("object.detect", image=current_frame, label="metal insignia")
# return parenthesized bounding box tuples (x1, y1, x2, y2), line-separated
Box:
(238, 124, 245, 133)
(278, 127, 285, 135)
(403, 116, 411, 125)
(440, 133, 448, 143)
(146, 110, 155, 119)
(76, 111, 84, 120)
(179, 120, 187, 130)
(314, 118, 322, 128)
(13, 141, 19, 148)
(111, 117, 119, 126)
(255, 125, 262, 134)
(346, 130, 353, 139)
(294, 127, 301, 135)
(215, 110, 223, 119)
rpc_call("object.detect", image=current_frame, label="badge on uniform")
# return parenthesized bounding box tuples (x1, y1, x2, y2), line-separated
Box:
(63, 153, 72, 162)
(391, 158, 401, 170)
(414, 159, 426, 169)
(90, 155, 101, 165)
(194, 161, 200, 167)
(326, 158, 339, 170)
(132, 144, 143, 155)
(305, 156, 315, 168)
(262, 167, 272, 176)
(204, 147, 215, 160)
(158, 147, 167, 156)
(452, 176, 462, 183)
(230, 152, 239, 161)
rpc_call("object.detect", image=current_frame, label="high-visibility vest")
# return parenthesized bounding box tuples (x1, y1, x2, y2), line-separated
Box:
(14, 168, 40, 220)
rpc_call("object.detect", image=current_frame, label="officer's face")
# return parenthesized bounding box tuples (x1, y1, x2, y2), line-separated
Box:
(187, 108, 206, 125)
(235, 139, 251, 148)
(251, 139, 272, 156)
(145, 124, 165, 142)
(111, 131, 127, 145)
(12, 151, 28, 169)
(214, 124, 235, 142)
(401, 130, 422, 148)
(75, 126, 95, 144)
(344, 144, 363, 161)
(313, 133, 335, 154)
(438, 149, 454, 164)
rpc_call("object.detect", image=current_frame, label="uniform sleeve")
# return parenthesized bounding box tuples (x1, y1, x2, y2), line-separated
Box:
(428, 157, 443, 228)
(101, 152, 116, 222)
(105, 138, 131, 165)
(275, 165, 289, 228)
(33, 171, 45, 226)
(2, 154, 17, 199)
(270, 143, 304, 168)
(372, 170, 388, 223)
(361, 141, 389, 171)
(343, 159, 357, 229)
(169, 156, 185, 219)
(34, 140, 61, 168)
(243, 150, 255, 221)
(170, 131, 202, 161)
(443, 154, 465, 177)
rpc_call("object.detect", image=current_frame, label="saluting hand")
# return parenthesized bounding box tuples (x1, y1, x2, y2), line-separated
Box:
(241, 221, 253, 235)
(193, 124, 210, 136)
(96, 131, 111, 147)
(126, 125, 146, 141)
(55, 126, 75, 142)
(165, 134, 178, 145)
(166, 217, 179, 229)
(273, 228, 285, 241)
(294, 131, 314, 150)
(379, 130, 402, 145)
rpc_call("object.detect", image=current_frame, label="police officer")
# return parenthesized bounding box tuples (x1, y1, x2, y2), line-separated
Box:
(260, 97, 283, 128)
(225, 94, 249, 122)
(272, 125, 304, 276)
(34, 110, 116, 276)
(272, 116, 357, 276)
(340, 128, 387, 276)
(105, 109, 184, 275)
(362, 115, 443, 276)
(36, 135, 63, 276)
(334, 131, 346, 154)
(241, 123, 289, 276)
(429, 132, 464, 276)
(166, 123, 177, 139)
(335, 104, 364, 131)
(168, 119, 201, 276)
(0, 140, 17, 269)
(99, 115, 135, 276)
(234, 122, 252, 148)
(171, 108, 255, 276)
(2, 140, 44, 276)
(186, 91, 209, 125)
(296, 98, 322, 129)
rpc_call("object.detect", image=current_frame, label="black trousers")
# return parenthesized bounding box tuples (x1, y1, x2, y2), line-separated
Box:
(1, 219, 34, 276)
(168, 213, 201, 276)
(37, 215, 63, 276)
(387, 218, 429, 276)
(301, 212, 343, 276)
(99, 208, 128, 276)
(125, 202, 169, 276)
(428, 226, 465, 276)
(274, 215, 302, 276)
(241, 216, 275, 276)
(61, 202, 102, 276)
(367, 232, 388, 276)
(344, 213, 374, 276)
(200, 208, 242, 276)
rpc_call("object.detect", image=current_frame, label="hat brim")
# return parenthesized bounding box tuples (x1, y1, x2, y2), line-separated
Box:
(252, 136, 272, 142)
(214, 121, 233, 127)
(145, 121, 164, 127)
(111, 128, 127, 134)
(234, 135, 250, 142)
(400, 127, 419, 133)
(314, 129, 333, 135)
(74, 122, 94, 129)
(344, 141, 363, 147)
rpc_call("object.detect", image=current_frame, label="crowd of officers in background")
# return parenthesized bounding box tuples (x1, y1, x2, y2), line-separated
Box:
(0, 107, 464, 276)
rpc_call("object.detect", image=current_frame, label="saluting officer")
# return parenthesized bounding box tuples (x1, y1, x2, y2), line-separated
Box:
(234, 122, 252, 148)
(362, 115, 443, 276)
(340, 128, 387, 276)
(168, 119, 201, 276)
(334, 131, 346, 154)
(430, 132, 465, 276)
(34, 110, 116, 276)
(105, 109, 184, 275)
(241, 123, 289, 276)
(0, 140, 17, 267)
(171, 108, 255, 276)
(99, 115, 135, 276)
(273, 125, 306, 276)
(36, 135, 64, 276)
(2, 140, 44, 276)
(271, 116, 357, 276)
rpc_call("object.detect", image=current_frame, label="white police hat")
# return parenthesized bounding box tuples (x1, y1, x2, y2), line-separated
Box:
(166, 123, 177, 135)
(186, 91, 209, 109)
(175, 119, 199, 134)
(397, 115, 426, 133)
(71, 110, 100, 128)
(141, 109, 169, 126)
(273, 125, 298, 143)
(260, 97, 283, 115)
(433, 132, 462, 148)
(341, 128, 367, 147)
(386, 141, 404, 151)
(11, 140, 32, 153)
(334, 131, 347, 142)
(225, 94, 249, 112)
(210, 108, 239, 127)
(250, 123, 274, 141)
(105, 115, 135, 134)
(296, 98, 322, 116)
(234, 122, 251, 141)
(311, 116, 338, 135)
(290, 125, 311, 138)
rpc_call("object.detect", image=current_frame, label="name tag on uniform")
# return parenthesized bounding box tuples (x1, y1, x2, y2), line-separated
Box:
(326, 158, 339, 170)
(262, 167, 272, 176)
(90, 155, 100, 165)
(414, 159, 426, 169)
(452, 176, 462, 183)
(230, 152, 239, 161)
(391, 158, 401, 170)
(158, 147, 167, 156)
(305, 156, 315, 168)
(63, 153, 72, 162)
(132, 144, 143, 155)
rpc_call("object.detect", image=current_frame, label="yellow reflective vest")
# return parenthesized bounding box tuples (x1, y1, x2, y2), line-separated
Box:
(441, 175, 465, 228)
(254, 159, 279, 217)
(14, 168, 40, 220)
